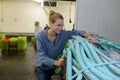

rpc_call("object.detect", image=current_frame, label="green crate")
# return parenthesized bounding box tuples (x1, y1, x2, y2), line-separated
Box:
(0, 34, 6, 39)
(1, 42, 9, 50)
(17, 36, 27, 51)
(31, 37, 35, 43)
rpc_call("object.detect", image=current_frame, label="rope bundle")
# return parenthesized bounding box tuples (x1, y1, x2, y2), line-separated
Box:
(63, 35, 120, 80)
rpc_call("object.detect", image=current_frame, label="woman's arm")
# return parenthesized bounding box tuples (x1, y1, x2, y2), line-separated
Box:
(83, 33, 97, 43)
(36, 34, 55, 70)
(63, 30, 97, 43)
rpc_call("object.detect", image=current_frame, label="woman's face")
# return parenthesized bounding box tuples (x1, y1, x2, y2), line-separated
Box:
(50, 18, 64, 34)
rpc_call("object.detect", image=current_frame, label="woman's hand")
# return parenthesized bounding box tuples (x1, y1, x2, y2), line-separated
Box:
(83, 33, 97, 43)
(86, 36, 97, 43)
(54, 59, 65, 67)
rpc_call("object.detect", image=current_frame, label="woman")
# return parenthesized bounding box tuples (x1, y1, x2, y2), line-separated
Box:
(35, 10, 96, 80)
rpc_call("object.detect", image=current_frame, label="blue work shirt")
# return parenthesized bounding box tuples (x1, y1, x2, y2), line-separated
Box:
(35, 29, 85, 70)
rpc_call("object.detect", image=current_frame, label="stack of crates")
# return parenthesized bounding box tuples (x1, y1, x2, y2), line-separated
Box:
(1, 36, 27, 51)
(1, 38, 9, 51)
(9, 38, 18, 50)
(17, 36, 27, 51)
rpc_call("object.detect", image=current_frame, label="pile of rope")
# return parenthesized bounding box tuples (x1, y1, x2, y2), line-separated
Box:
(62, 35, 120, 80)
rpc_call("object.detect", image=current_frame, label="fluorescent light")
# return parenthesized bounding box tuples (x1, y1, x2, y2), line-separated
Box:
(35, 0, 43, 7)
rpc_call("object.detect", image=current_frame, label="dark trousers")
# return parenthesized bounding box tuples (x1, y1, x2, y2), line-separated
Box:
(36, 67, 86, 80)
(36, 67, 54, 80)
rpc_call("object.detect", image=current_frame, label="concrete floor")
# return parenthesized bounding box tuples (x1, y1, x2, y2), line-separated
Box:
(0, 43, 37, 80)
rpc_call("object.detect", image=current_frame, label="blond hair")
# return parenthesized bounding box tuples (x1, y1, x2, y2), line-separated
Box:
(49, 10, 63, 23)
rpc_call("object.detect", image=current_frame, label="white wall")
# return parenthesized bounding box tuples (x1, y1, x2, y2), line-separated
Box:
(76, 0, 120, 42)
(0, 1, 75, 33)
(0, 0, 3, 32)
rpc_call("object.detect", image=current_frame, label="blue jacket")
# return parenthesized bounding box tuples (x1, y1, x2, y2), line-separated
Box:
(35, 29, 85, 70)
